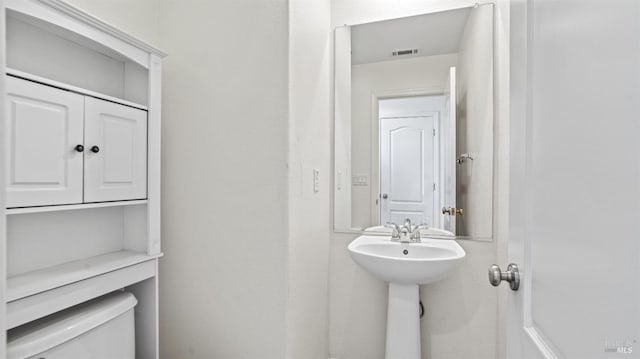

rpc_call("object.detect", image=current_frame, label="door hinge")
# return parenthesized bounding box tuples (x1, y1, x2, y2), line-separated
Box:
(433, 183, 436, 191)
(433, 128, 436, 137)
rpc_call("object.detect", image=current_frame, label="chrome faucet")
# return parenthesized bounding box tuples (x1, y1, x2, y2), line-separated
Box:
(385, 218, 429, 243)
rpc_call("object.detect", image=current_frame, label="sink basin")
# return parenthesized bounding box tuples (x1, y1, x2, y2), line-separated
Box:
(348, 235, 465, 285)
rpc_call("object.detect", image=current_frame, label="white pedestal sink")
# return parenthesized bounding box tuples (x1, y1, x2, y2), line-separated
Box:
(348, 235, 465, 359)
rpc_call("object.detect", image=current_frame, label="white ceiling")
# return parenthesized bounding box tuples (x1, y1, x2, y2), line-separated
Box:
(351, 7, 471, 65)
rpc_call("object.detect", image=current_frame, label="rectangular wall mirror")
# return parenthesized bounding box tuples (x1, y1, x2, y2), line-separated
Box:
(333, 4, 495, 240)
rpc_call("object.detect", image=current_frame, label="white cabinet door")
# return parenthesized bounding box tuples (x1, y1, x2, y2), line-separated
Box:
(5, 77, 84, 207)
(83, 97, 147, 202)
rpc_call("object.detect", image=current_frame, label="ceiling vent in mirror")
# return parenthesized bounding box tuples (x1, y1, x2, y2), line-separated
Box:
(392, 49, 419, 56)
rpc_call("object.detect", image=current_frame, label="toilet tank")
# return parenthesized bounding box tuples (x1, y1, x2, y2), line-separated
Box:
(8, 292, 137, 359)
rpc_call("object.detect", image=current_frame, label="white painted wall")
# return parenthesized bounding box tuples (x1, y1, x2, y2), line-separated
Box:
(330, 1, 510, 358)
(456, 4, 494, 239)
(157, 1, 289, 358)
(333, 26, 353, 231)
(287, 0, 332, 358)
(350, 54, 458, 229)
(63, 1, 333, 358)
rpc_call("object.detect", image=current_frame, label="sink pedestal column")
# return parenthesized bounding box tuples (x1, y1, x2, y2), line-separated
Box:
(386, 283, 421, 359)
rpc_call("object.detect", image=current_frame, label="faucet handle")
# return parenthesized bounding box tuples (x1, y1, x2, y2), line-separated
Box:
(384, 222, 401, 239)
(411, 223, 430, 241)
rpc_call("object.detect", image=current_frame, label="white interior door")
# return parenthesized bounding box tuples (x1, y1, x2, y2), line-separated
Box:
(84, 97, 147, 202)
(442, 67, 456, 233)
(508, 0, 640, 357)
(380, 115, 435, 226)
(0, 3, 6, 353)
(5, 77, 84, 207)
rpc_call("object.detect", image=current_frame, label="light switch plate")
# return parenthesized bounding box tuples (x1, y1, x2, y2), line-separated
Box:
(313, 169, 320, 193)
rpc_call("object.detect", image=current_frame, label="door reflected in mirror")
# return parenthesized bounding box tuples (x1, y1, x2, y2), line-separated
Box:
(334, 4, 494, 239)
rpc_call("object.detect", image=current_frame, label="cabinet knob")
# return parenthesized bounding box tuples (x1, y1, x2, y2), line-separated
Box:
(74, 144, 84, 152)
(90, 145, 100, 153)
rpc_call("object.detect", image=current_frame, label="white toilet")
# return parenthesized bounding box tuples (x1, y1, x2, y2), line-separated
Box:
(7, 292, 137, 359)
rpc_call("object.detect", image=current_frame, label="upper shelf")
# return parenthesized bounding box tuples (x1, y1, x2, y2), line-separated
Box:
(6, 68, 148, 111)
(5, 4, 156, 106)
(6, 199, 148, 215)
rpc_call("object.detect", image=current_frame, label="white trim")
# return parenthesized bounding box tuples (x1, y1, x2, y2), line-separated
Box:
(5, 0, 165, 69)
(524, 327, 561, 359)
(146, 54, 162, 256)
(38, 0, 166, 58)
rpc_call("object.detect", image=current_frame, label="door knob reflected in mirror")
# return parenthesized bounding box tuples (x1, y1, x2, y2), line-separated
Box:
(442, 207, 463, 216)
(488, 263, 520, 291)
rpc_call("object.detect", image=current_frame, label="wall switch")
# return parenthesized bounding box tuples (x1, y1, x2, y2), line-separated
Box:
(313, 169, 320, 193)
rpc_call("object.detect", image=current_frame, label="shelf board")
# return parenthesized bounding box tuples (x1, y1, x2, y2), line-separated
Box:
(6, 68, 148, 110)
(7, 258, 158, 329)
(6, 199, 147, 215)
(7, 250, 160, 302)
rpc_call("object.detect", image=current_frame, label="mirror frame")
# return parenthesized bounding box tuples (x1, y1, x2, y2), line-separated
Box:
(331, 3, 497, 241)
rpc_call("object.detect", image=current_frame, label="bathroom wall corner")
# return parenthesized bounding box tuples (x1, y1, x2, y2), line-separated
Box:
(286, 0, 333, 357)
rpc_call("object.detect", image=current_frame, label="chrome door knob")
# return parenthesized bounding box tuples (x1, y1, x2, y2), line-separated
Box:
(488, 263, 520, 291)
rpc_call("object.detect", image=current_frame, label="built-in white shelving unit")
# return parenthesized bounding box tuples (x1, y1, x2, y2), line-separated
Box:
(2, 1, 165, 357)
